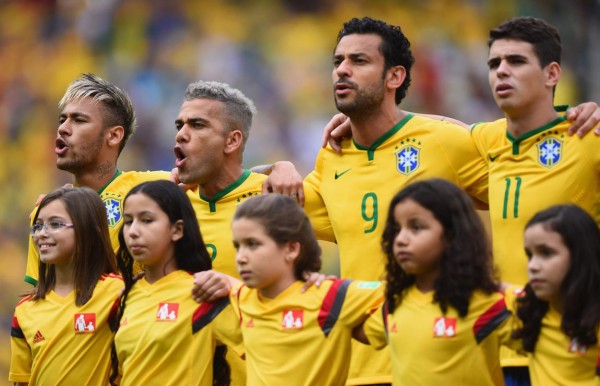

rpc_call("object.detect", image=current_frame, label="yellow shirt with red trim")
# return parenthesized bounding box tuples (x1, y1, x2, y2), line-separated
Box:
(9, 274, 123, 385)
(303, 114, 489, 384)
(188, 170, 265, 278)
(114, 270, 243, 386)
(230, 279, 383, 386)
(504, 286, 600, 385)
(25, 170, 171, 285)
(471, 115, 600, 286)
(363, 287, 512, 386)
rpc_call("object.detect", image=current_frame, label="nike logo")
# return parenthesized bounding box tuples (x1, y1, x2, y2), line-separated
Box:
(335, 169, 351, 180)
(488, 154, 500, 162)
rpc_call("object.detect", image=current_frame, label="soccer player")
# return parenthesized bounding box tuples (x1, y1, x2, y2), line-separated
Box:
(296, 17, 492, 385)
(173, 80, 268, 279)
(470, 16, 600, 383)
(24, 74, 169, 286)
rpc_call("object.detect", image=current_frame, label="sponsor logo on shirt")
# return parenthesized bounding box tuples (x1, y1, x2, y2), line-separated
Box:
(390, 323, 398, 333)
(282, 310, 303, 330)
(568, 338, 589, 354)
(246, 318, 254, 328)
(537, 136, 562, 168)
(395, 144, 420, 175)
(156, 303, 179, 321)
(33, 330, 45, 343)
(74, 313, 96, 334)
(433, 317, 456, 338)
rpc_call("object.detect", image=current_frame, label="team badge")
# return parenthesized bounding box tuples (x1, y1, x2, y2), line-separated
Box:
(396, 145, 420, 175)
(157, 303, 179, 321)
(103, 198, 122, 228)
(537, 137, 562, 168)
(74, 313, 96, 333)
(282, 310, 303, 330)
(568, 338, 588, 354)
(433, 317, 456, 338)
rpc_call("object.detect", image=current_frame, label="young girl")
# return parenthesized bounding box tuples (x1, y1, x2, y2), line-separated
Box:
(10, 187, 122, 385)
(230, 193, 383, 385)
(360, 178, 512, 385)
(110, 180, 242, 386)
(511, 204, 600, 385)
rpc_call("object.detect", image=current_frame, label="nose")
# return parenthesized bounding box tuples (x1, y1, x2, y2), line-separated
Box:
(175, 125, 189, 144)
(527, 255, 540, 273)
(334, 59, 351, 79)
(394, 228, 409, 247)
(235, 248, 247, 265)
(496, 59, 510, 77)
(125, 220, 140, 238)
(58, 119, 71, 137)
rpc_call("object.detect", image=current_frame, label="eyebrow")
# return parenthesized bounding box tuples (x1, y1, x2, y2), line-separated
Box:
(60, 111, 91, 120)
(175, 117, 209, 126)
(487, 54, 528, 66)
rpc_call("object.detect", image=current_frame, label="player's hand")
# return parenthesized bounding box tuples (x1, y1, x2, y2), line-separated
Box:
(192, 270, 231, 303)
(565, 102, 600, 137)
(261, 161, 305, 206)
(321, 113, 351, 153)
(170, 167, 198, 191)
(301, 272, 337, 293)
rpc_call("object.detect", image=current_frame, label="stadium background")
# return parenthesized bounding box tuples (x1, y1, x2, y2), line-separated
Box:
(0, 0, 598, 379)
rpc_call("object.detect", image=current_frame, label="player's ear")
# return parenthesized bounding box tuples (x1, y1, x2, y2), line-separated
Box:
(224, 130, 243, 155)
(386, 65, 407, 91)
(106, 126, 125, 149)
(545, 62, 561, 88)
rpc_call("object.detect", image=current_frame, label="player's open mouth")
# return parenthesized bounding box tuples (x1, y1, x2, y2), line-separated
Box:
(55, 137, 69, 155)
(174, 146, 186, 167)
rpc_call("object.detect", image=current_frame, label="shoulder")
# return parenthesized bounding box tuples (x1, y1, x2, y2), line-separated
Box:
(15, 294, 35, 308)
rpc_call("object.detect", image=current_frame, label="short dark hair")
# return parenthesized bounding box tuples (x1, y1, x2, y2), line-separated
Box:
(488, 16, 561, 67)
(382, 179, 497, 316)
(59, 73, 136, 155)
(513, 205, 600, 352)
(336, 17, 415, 104)
(32, 187, 117, 306)
(234, 194, 322, 280)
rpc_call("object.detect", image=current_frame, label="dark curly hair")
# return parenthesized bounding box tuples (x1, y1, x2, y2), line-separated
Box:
(233, 194, 322, 280)
(512, 205, 600, 352)
(109, 180, 229, 386)
(381, 179, 498, 316)
(336, 17, 414, 105)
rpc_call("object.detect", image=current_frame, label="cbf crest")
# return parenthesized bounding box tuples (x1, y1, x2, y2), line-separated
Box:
(396, 145, 420, 175)
(103, 197, 122, 228)
(537, 137, 562, 168)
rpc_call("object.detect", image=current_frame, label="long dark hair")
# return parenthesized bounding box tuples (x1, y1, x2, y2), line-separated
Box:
(233, 194, 322, 279)
(109, 180, 228, 385)
(381, 179, 497, 316)
(32, 187, 117, 306)
(512, 205, 600, 352)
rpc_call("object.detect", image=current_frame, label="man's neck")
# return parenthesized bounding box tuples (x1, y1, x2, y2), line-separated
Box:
(506, 104, 560, 138)
(72, 161, 118, 192)
(200, 164, 245, 200)
(349, 105, 407, 148)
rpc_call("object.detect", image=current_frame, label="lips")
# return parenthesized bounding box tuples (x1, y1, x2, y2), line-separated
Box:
(55, 137, 69, 156)
(495, 83, 513, 96)
(334, 81, 354, 96)
(37, 243, 55, 253)
(238, 270, 252, 280)
(174, 145, 186, 168)
(128, 244, 144, 254)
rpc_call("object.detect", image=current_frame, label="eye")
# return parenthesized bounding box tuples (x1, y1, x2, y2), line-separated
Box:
(31, 224, 44, 234)
(175, 122, 183, 131)
(47, 221, 66, 231)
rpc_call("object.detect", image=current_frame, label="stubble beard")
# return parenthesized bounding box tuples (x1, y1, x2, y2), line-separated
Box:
(334, 81, 386, 118)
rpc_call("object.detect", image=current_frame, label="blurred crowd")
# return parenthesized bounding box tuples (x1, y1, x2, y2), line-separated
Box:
(1, 0, 598, 379)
